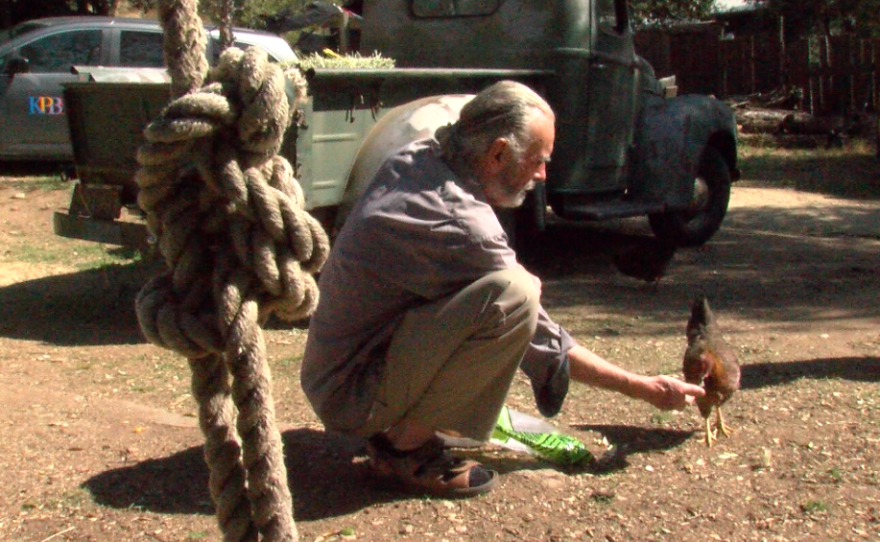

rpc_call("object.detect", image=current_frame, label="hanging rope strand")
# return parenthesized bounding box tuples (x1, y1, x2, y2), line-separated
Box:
(159, 0, 208, 98)
(218, 0, 235, 53)
(135, 2, 328, 541)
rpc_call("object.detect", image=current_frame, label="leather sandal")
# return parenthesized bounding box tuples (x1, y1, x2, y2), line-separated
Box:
(366, 433, 499, 498)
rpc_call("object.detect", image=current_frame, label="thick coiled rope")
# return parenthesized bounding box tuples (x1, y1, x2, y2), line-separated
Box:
(133, 1, 328, 541)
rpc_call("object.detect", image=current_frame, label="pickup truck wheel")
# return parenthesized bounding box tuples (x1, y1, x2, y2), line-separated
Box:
(648, 147, 731, 248)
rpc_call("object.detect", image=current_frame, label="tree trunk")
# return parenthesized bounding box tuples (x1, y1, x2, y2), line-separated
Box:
(734, 108, 789, 134)
(733, 106, 856, 136)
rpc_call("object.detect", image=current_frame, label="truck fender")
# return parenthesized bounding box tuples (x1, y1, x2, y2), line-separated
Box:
(630, 94, 738, 208)
(335, 93, 475, 230)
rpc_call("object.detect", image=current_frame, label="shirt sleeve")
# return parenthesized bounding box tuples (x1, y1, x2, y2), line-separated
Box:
(519, 308, 574, 417)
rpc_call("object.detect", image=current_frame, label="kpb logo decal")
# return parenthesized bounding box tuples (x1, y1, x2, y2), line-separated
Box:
(29, 96, 64, 115)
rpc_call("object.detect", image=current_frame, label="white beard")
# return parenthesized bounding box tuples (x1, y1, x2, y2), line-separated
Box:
(489, 180, 534, 208)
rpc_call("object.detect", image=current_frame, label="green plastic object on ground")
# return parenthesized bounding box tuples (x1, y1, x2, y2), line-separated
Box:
(491, 406, 593, 467)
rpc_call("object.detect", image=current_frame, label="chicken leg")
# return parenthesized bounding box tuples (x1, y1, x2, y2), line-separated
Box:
(704, 406, 734, 447)
(714, 406, 733, 439)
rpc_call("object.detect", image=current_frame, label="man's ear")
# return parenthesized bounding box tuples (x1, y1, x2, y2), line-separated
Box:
(483, 137, 511, 175)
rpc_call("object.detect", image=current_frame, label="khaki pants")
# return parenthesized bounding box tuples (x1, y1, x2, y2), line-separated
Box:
(357, 267, 540, 441)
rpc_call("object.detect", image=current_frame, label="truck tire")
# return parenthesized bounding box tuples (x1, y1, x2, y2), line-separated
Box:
(648, 147, 731, 248)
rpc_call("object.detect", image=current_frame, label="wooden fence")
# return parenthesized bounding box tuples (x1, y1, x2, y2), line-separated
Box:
(636, 28, 880, 116)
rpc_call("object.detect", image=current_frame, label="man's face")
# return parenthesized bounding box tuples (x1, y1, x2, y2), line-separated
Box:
(482, 112, 555, 208)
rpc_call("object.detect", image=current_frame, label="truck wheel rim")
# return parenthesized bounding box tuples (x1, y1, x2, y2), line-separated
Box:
(686, 177, 710, 215)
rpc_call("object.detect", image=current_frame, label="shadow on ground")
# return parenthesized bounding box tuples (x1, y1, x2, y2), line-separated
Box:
(85, 424, 669, 521)
(741, 356, 880, 389)
(567, 424, 696, 474)
(738, 153, 880, 200)
(0, 259, 157, 346)
(84, 428, 406, 521)
(0, 161, 72, 178)
(517, 208, 880, 328)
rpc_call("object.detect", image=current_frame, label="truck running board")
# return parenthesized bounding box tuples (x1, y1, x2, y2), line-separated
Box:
(556, 199, 668, 221)
(54, 212, 151, 253)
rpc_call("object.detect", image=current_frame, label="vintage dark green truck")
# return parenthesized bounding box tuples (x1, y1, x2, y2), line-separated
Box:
(53, 0, 739, 252)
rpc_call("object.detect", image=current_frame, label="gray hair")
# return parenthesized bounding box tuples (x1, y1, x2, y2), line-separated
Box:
(436, 80, 554, 174)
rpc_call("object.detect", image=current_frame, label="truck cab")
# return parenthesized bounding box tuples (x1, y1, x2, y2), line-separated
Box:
(359, 0, 642, 199)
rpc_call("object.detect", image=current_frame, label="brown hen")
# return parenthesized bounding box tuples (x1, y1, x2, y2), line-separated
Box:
(683, 296, 740, 447)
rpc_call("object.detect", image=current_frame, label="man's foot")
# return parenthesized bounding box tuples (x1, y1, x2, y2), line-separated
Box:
(366, 433, 498, 498)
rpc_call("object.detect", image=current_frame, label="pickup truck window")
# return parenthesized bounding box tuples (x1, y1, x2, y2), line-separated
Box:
(20, 30, 102, 73)
(120, 30, 165, 68)
(412, 0, 500, 17)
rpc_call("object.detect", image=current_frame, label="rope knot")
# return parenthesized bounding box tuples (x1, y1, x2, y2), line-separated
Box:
(136, 2, 327, 540)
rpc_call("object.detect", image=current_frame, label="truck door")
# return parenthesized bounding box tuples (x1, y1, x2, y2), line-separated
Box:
(586, 0, 636, 186)
(0, 29, 103, 160)
(547, 0, 636, 198)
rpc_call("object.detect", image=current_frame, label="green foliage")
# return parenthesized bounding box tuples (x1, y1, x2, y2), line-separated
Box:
(1, 175, 68, 191)
(738, 137, 880, 200)
(235, 0, 318, 29)
(296, 51, 394, 70)
(121, 0, 329, 28)
(650, 411, 674, 425)
(589, 492, 614, 504)
(123, 0, 156, 14)
(747, 0, 880, 38)
(1, 0, 113, 27)
(800, 500, 828, 514)
(828, 466, 843, 482)
(630, 0, 718, 28)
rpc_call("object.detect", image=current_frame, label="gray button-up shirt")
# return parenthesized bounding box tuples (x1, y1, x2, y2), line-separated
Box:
(301, 138, 572, 432)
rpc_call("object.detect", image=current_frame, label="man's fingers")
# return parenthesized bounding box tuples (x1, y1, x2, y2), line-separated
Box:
(670, 380, 703, 410)
(672, 394, 696, 410)
(684, 383, 706, 397)
(654, 376, 705, 410)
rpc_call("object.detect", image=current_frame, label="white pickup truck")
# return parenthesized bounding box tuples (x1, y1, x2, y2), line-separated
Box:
(0, 15, 297, 161)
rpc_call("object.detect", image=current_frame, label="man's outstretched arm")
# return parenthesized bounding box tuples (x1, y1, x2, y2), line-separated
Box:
(567, 344, 705, 411)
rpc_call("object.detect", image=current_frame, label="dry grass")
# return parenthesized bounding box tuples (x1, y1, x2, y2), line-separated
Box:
(737, 136, 880, 200)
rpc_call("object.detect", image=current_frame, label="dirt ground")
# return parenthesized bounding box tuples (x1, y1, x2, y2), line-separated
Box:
(1, 148, 879, 542)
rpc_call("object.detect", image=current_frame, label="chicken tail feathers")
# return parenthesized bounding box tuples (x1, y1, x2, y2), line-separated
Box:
(687, 295, 717, 343)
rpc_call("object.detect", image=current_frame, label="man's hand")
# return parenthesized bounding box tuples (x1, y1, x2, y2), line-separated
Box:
(640, 375, 705, 411)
